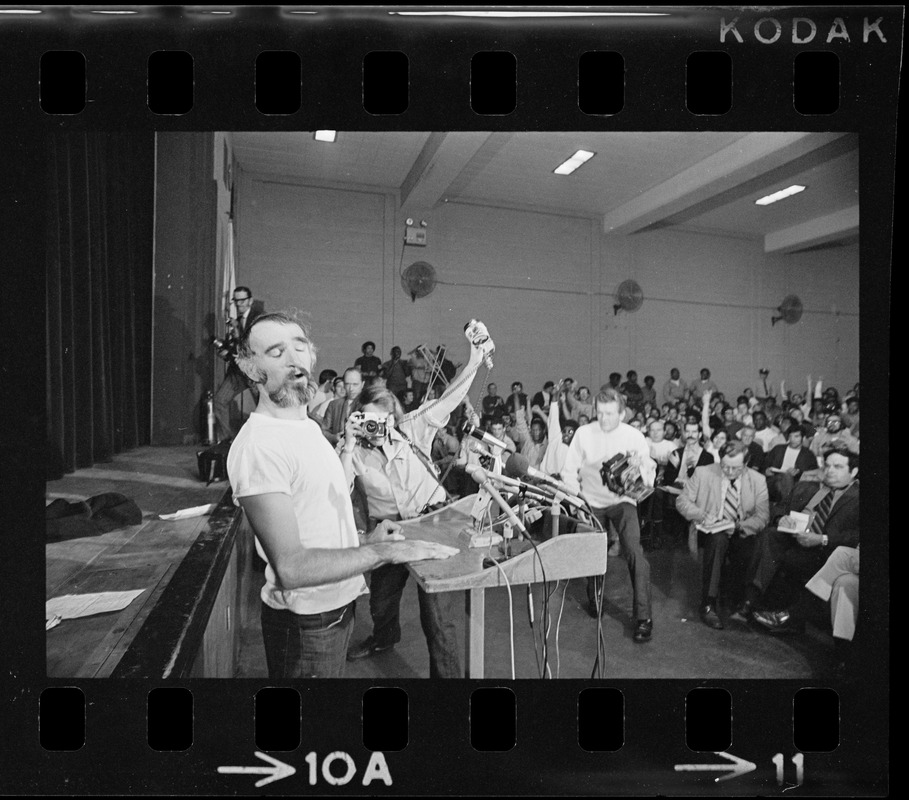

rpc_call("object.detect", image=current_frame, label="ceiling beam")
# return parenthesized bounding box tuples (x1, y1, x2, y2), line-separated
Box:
(400, 132, 502, 212)
(764, 205, 859, 254)
(601, 132, 852, 235)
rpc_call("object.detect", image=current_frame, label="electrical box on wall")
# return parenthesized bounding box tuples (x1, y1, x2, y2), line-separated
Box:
(404, 225, 427, 246)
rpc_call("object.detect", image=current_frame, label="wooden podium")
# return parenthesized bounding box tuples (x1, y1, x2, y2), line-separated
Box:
(398, 496, 606, 678)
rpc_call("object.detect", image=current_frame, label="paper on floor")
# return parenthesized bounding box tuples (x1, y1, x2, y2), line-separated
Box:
(45, 589, 148, 621)
(159, 503, 217, 520)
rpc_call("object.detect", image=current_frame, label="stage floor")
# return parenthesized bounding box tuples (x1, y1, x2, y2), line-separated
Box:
(45, 445, 228, 677)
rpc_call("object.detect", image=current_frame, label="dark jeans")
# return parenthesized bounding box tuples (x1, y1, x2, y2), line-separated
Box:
(587, 502, 653, 621)
(260, 600, 355, 679)
(368, 563, 462, 679)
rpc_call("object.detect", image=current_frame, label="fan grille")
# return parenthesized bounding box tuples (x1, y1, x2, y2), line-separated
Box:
(614, 279, 644, 314)
(401, 261, 437, 302)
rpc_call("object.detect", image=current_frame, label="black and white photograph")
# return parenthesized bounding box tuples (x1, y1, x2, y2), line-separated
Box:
(45, 130, 865, 682)
(2, 5, 894, 796)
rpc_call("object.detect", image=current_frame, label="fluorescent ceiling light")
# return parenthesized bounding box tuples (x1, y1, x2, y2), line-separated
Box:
(314, 130, 337, 143)
(755, 184, 807, 206)
(553, 150, 595, 175)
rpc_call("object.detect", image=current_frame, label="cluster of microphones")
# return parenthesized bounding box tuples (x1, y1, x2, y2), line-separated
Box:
(458, 421, 589, 540)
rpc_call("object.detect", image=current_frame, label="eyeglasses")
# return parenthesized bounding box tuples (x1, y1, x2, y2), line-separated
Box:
(232, 297, 251, 304)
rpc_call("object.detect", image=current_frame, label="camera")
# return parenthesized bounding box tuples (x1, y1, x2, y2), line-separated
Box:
(464, 319, 490, 347)
(599, 452, 653, 502)
(353, 411, 390, 440)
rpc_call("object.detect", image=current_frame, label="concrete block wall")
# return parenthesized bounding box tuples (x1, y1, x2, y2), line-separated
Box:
(235, 169, 859, 402)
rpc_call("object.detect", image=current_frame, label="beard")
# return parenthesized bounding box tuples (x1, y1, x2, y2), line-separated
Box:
(268, 373, 314, 408)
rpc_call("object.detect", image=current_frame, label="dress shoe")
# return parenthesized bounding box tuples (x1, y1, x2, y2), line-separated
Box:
(586, 601, 600, 619)
(633, 619, 653, 643)
(729, 600, 753, 623)
(751, 609, 804, 635)
(346, 636, 395, 661)
(699, 604, 724, 630)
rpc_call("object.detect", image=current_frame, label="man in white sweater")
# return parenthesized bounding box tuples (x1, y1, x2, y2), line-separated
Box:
(562, 388, 657, 642)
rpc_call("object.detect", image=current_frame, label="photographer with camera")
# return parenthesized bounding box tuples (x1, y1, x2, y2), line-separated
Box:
(562, 388, 657, 642)
(212, 287, 265, 441)
(339, 320, 495, 677)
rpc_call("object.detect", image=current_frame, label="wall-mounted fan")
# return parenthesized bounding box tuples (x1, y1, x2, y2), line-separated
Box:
(771, 295, 803, 326)
(401, 261, 437, 302)
(613, 279, 644, 315)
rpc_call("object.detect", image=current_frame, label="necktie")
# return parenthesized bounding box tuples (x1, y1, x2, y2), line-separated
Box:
(723, 479, 739, 522)
(810, 491, 835, 536)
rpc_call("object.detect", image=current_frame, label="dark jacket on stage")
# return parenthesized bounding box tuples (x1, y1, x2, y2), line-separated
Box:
(783, 480, 860, 548)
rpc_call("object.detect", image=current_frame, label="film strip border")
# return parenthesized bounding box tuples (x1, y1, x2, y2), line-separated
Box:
(2, 6, 896, 796)
(26, 681, 882, 793)
(0, 7, 900, 130)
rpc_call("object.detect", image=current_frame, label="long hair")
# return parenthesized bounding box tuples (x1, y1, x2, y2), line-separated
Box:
(350, 384, 405, 426)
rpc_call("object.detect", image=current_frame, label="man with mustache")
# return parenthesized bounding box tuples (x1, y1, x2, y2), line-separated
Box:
(226, 312, 457, 679)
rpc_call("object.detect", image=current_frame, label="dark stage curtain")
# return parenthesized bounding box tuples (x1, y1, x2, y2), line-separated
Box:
(46, 133, 155, 477)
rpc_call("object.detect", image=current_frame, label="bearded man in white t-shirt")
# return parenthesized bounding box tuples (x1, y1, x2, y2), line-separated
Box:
(226, 312, 456, 679)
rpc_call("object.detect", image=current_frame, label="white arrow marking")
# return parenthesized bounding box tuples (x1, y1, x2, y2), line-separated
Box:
(674, 751, 757, 783)
(218, 751, 297, 787)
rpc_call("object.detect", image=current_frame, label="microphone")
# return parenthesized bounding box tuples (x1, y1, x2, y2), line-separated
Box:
(460, 420, 512, 453)
(465, 465, 529, 539)
(504, 453, 586, 508)
(466, 465, 557, 504)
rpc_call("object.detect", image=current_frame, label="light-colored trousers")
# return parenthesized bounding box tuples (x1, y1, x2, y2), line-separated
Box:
(805, 545, 859, 641)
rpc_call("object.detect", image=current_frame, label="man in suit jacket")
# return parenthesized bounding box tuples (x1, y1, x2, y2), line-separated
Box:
(762, 426, 818, 507)
(676, 440, 769, 629)
(321, 367, 363, 445)
(213, 287, 265, 441)
(738, 445, 860, 632)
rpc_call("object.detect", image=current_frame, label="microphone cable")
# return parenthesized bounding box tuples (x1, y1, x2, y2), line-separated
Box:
(553, 578, 570, 679)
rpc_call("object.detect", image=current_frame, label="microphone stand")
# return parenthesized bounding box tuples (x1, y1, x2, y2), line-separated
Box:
(550, 493, 562, 540)
(511, 486, 530, 559)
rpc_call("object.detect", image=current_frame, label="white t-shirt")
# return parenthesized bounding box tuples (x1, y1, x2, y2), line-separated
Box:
(648, 438, 677, 466)
(755, 427, 780, 452)
(227, 412, 367, 615)
(781, 445, 800, 471)
(562, 422, 656, 507)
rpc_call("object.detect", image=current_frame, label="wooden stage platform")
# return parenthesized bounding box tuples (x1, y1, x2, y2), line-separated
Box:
(45, 445, 250, 679)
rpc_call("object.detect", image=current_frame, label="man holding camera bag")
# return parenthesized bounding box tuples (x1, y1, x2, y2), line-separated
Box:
(340, 320, 495, 677)
(562, 388, 657, 642)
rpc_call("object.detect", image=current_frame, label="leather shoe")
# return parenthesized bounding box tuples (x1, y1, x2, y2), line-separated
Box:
(699, 604, 724, 630)
(729, 600, 753, 623)
(751, 609, 804, 635)
(633, 619, 653, 643)
(346, 636, 395, 661)
(586, 601, 600, 619)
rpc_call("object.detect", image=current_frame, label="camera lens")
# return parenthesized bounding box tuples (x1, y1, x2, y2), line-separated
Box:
(364, 421, 378, 435)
